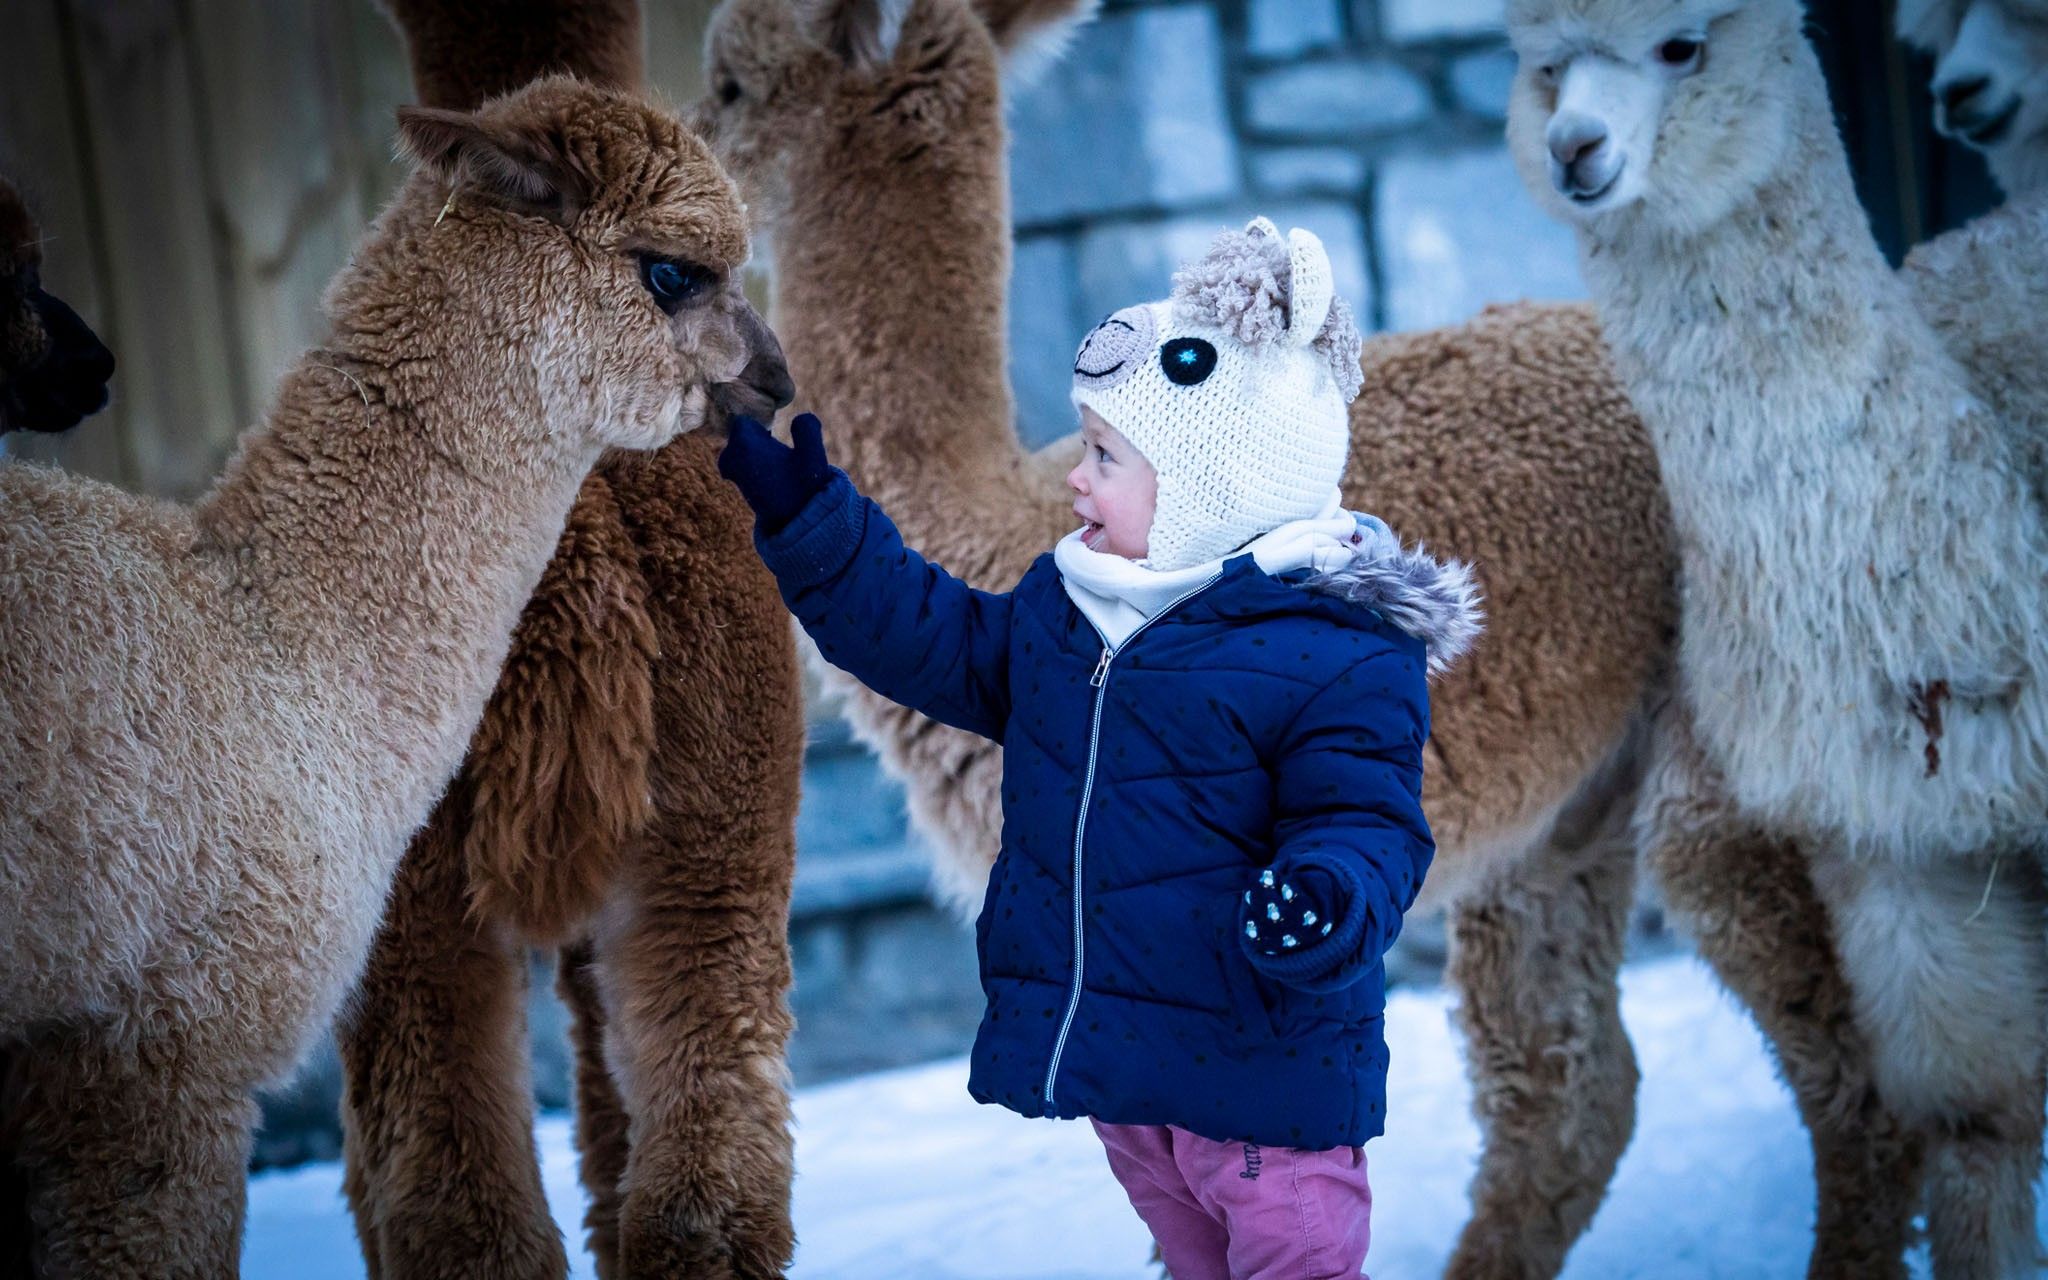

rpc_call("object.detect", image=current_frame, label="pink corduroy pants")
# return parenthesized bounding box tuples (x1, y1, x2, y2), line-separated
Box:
(1092, 1119, 1372, 1280)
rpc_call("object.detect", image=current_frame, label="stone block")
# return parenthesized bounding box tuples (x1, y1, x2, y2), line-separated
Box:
(1248, 0, 1343, 57)
(1008, 234, 1087, 448)
(1379, 0, 1504, 42)
(1449, 45, 1517, 118)
(1376, 145, 1583, 331)
(1251, 146, 1369, 196)
(1008, 5, 1236, 225)
(1246, 59, 1432, 138)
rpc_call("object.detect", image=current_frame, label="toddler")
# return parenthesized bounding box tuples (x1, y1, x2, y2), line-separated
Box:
(720, 218, 1480, 1280)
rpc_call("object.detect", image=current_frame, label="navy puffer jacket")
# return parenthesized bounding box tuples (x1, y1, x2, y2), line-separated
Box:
(759, 474, 1481, 1149)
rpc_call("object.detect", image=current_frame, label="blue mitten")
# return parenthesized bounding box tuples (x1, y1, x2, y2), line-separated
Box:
(718, 412, 833, 534)
(1240, 862, 1366, 986)
(1243, 866, 1339, 956)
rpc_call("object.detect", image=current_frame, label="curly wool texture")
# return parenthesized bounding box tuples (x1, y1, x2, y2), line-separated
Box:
(1172, 227, 1366, 401)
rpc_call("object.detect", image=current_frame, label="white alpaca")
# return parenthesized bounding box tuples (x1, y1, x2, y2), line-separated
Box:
(1898, 0, 2048, 523)
(1507, 1, 2048, 1275)
(1899, 0, 2048, 196)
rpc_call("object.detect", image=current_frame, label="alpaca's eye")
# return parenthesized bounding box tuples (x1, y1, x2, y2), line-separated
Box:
(638, 255, 716, 316)
(717, 77, 743, 106)
(1655, 36, 1703, 72)
(1160, 337, 1218, 386)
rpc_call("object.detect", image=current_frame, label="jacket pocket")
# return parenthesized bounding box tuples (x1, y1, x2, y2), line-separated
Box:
(1216, 921, 1278, 1043)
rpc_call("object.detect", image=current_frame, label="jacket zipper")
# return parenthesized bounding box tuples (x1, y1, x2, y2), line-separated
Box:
(1042, 574, 1222, 1109)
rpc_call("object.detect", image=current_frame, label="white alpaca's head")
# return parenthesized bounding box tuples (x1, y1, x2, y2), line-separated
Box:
(1897, 0, 2048, 193)
(1505, 0, 1807, 235)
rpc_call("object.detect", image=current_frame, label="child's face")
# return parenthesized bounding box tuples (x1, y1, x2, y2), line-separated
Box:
(1067, 407, 1158, 559)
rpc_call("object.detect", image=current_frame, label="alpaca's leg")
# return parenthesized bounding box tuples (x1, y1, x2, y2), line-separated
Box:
(6, 1035, 252, 1277)
(1810, 846, 2048, 1280)
(337, 798, 566, 1280)
(1640, 708, 1920, 1280)
(1442, 748, 1641, 1280)
(0, 1050, 33, 1278)
(594, 861, 798, 1280)
(558, 939, 633, 1278)
(598, 436, 803, 1280)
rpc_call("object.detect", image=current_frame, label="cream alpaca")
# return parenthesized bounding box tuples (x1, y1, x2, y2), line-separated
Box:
(1509, 1, 2048, 1274)
(0, 78, 782, 1276)
(1898, 0, 2048, 197)
(1897, 0, 2048, 529)
(1512, 0, 2048, 856)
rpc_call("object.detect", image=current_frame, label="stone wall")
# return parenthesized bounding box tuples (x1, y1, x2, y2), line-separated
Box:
(1003, 0, 1582, 446)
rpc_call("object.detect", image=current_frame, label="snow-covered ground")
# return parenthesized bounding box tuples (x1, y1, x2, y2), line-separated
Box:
(246, 954, 2030, 1277)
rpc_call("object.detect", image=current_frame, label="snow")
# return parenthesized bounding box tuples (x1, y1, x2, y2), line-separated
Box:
(245, 955, 2028, 1277)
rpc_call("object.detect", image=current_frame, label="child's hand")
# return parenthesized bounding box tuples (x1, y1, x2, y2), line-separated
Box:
(718, 412, 833, 534)
(1242, 866, 1341, 958)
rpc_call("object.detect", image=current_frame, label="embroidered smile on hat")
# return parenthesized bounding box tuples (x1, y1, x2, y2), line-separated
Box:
(1070, 217, 1364, 571)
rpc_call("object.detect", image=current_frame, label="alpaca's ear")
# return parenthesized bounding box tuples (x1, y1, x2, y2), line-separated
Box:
(795, 0, 912, 70)
(965, 0, 1100, 81)
(396, 105, 589, 224)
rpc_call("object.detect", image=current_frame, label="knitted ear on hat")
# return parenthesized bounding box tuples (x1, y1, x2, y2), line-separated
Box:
(1171, 219, 1364, 401)
(1284, 227, 1334, 346)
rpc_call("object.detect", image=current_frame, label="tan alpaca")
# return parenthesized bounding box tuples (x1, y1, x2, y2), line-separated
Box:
(0, 79, 785, 1277)
(334, 5, 809, 1278)
(694, 2, 1914, 1276)
(0, 176, 114, 435)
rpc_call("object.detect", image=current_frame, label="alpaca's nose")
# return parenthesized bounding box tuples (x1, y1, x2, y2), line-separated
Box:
(1939, 74, 1992, 121)
(1548, 114, 1608, 168)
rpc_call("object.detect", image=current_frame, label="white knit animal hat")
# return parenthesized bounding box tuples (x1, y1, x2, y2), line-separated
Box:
(1070, 217, 1364, 571)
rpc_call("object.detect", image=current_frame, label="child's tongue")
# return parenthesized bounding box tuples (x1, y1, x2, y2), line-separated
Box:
(1082, 521, 1104, 549)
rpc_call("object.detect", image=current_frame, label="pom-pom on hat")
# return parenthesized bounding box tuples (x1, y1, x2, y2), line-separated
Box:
(1070, 217, 1363, 571)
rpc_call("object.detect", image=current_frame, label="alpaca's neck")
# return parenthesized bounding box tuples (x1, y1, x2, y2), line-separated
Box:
(1991, 140, 2048, 201)
(771, 95, 1029, 552)
(193, 306, 593, 821)
(1577, 86, 1951, 540)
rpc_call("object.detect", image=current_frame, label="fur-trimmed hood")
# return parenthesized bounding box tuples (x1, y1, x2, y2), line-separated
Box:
(1303, 516, 1484, 679)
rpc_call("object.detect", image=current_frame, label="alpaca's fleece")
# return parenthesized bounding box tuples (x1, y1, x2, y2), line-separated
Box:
(1172, 224, 1366, 401)
(336, 7, 808, 1277)
(381, 0, 647, 106)
(1903, 190, 2048, 515)
(0, 75, 779, 1275)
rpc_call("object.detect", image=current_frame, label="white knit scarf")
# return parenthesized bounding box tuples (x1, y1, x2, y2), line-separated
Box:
(1054, 490, 1383, 648)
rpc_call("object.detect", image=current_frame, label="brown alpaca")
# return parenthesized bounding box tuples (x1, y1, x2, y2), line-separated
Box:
(697, 0, 1913, 1275)
(0, 176, 113, 436)
(334, 4, 807, 1279)
(0, 78, 782, 1277)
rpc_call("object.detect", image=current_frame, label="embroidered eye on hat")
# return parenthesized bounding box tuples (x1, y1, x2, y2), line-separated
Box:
(1070, 218, 1365, 571)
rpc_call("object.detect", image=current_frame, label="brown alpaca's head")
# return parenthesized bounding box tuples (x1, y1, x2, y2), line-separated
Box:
(388, 76, 791, 452)
(695, 0, 1099, 225)
(0, 177, 115, 436)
